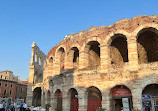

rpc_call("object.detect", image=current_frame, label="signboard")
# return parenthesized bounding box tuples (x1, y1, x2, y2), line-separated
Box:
(112, 87, 132, 97)
(142, 94, 152, 99)
(122, 98, 130, 111)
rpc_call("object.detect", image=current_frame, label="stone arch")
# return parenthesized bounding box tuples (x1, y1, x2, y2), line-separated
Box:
(48, 56, 54, 66)
(132, 23, 158, 37)
(68, 44, 81, 52)
(142, 83, 158, 110)
(67, 88, 79, 111)
(86, 86, 102, 111)
(54, 89, 62, 111)
(109, 34, 128, 68)
(53, 87, 63, 94)
(67, 47, 80, 69)
(84, 41, 101, 68)
(104, 30, 130, 45)
(81, 37, 102, 51)
(32, 87, 42, 107)
(136, 27, 158, 64)
(55, 47, 65, 72)
(142, 83, 158, 97)
(110, 85, 133, 111)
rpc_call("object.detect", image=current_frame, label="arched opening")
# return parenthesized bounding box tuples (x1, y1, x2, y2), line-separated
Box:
(47, 90, 51, 105)
(86, 41, 100, 68)
(57, 47, 65, 72)
(87, 86, 102, 111)
(110, 85, 132, 111)
(110, 34, 128, 68)
(54, 89, 62, 111)
(137, 28, 158, 64)
(49, 57, 53, 64)
(69, 47, 79, 68)
(142, 84, 158, 110)
(35, 53, 38, 63)
(68, 88, 78, 111)
(33, 87, 41, 107)
(72, 48, 79, 64)
(39, 57, 41, 65)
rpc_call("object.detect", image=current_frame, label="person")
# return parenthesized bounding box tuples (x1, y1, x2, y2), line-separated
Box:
(24, 103, 28, 111)
(0, 101, 3, 111)
(3, 102, 6, 111)
(14, 102, 17, 111)
(20, 102, 23, 111)
(145, 103, 151, 111)
(10, 103, 15, 111)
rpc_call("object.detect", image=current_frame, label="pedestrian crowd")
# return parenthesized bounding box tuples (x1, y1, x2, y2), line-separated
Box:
(0, 101, 30, 111)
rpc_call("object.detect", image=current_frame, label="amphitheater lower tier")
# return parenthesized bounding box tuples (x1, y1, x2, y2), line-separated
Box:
(40, 63, 158, 111)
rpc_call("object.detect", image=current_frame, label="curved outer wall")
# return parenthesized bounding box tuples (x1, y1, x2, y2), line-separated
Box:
(42, 15, 158, 111)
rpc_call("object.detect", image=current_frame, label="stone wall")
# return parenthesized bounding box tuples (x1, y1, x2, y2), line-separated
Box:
(26, 42, 46, 106)
(29, 15, 158, 110)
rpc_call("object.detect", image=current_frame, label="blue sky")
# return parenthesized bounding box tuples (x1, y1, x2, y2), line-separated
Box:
(0, 0, 157, 80)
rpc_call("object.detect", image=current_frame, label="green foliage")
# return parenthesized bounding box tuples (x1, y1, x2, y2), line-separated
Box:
(45, 104, 51, 111)
(96, 107, 106, 111)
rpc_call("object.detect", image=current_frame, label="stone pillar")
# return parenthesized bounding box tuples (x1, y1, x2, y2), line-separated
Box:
(102, 90, 111, 111)
(53, 55, 60, 75)
(78, 90, 87, 111)
(50, 94, 56, 111)
(26, 83, 33, 107)
(78, 97, 87, 111)
(26, 65, 34, 106)
(45, 91, 48, 105)
(100, 45, 110, 72)
(128, 37, 139, 70)
(79, 49, 89, 69)
(65, 50, 74, 69)
(41, 90, 45, 107)
(62, 91, 69, 111)
(132, 88, 142, 110)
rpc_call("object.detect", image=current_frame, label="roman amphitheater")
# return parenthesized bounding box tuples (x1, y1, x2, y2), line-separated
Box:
(26, 15, 158, 111)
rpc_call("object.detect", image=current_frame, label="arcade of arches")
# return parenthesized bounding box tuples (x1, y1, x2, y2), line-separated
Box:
(26, 15, 158, 111)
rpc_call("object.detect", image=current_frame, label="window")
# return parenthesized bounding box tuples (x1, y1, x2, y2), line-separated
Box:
(21, 88, 23, 92)
(1, 76, 2, 79)
(5, 83, 7, 87)
(11, 84, 13, 88)
(3, 90, 6, 96)
(10, 90, 12, 95)
(0, 83, 1, 86)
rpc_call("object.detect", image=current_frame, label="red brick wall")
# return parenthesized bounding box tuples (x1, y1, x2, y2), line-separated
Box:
(0, 80, 17, 102)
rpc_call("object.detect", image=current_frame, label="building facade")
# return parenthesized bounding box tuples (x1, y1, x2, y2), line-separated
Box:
(0, 79, 17, 102)
(0, 71, 28, 102)
(0, 71, 19, 82)
(27, 15, 158, 111)
(16, 81, 28, 102)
